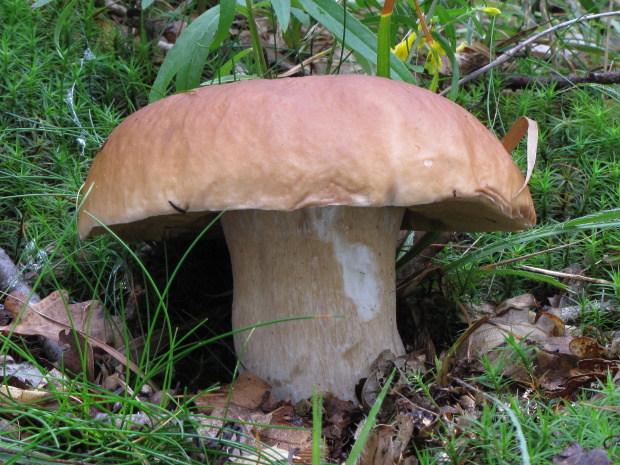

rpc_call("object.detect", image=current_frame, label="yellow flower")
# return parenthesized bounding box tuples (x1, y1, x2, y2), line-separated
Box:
(455, 41, 469, 53)
(425, 40, 445, 75)
(392, 32, 418, 61)
(480, 7, 501, 15)
(424, 40, 445, 91)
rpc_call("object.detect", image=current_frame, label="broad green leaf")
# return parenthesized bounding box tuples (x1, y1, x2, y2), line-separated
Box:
(272, 0, 292, 32)
(377, 10, 393, 78)
(141, 0, 155, 8)
(291, 7, 311, 25)
(149, 6, 221, 102)
(297, 0, 415, 83)
(209, 0, 237, 50)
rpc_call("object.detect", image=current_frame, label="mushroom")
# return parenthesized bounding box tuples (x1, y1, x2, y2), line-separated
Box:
(78, 75, 536, 402)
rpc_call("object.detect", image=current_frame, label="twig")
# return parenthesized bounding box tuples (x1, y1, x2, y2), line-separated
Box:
(502, 71, 620, 89)
(439, 11, 620, 96)
(518, 265, 614, 285)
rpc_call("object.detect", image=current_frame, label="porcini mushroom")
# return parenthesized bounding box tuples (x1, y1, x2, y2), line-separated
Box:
(78, 75, 536, 402)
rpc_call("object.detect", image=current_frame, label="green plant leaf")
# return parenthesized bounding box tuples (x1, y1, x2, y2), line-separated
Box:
(209, 0, 237, 50)
(376, 10, 393, 78)
(272, 0, 292, 32)
(297, 0, 415, 83)
(149, 5, 221, 102)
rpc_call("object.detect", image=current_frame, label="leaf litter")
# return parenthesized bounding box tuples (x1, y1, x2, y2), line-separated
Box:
(1, 255, 619, 463)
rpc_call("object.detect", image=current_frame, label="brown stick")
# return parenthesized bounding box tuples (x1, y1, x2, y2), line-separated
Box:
(503, 71, 620, 89)
(439, 11, 620, 96)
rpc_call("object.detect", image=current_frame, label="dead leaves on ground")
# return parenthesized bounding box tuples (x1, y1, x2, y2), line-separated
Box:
(194, 371, 357, 464)
(0, 290, 126, 382)
(455, 293, 619, 398)
(1, 290, 122, 348)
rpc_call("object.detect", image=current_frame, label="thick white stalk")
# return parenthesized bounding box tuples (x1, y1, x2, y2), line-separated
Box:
(221, 206, 406, 402)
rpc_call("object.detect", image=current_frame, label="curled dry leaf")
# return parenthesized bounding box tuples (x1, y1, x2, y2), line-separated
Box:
(455, 293, 560, 367)
(454, 294, 620, 397)
(569, 337, 608, 359)
(356, 414, 415, 465)
(195, 371, 277, 414)
(1, 290, 122, 348)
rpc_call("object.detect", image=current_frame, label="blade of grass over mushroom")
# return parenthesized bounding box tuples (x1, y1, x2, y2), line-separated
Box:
(149, 5, 221, 102)
(297, 0, 415, 83)
(501, 116, 538, 198)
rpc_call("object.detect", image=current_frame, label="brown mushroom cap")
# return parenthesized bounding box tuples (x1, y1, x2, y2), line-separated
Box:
(78, 74, 535, 241)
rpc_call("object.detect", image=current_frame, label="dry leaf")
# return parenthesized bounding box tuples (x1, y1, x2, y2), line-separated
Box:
(195, 404, 313, 464)
(0, 358, 66, 406)
(552, 441, 611, 465)
(195, 371, 276, 414)
(1, 290, 122, 347)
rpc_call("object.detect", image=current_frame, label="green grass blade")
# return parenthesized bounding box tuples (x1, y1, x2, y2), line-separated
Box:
(345, 370, 396, 465)
(312, 389, 323, 465)
(52, 0, 78, 53)
(443, 209, 620, 273)
(476, 269, 569, 291)
(431, 30, 459, 100)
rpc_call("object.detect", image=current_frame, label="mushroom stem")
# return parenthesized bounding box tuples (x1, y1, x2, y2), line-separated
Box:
(221, 206, 406, 402)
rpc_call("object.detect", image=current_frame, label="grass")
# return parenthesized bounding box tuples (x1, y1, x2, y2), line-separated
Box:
(1, 0, 620, 463)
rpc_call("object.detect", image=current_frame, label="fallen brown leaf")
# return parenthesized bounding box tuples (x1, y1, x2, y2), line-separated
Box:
(2, 290, 122, 347)
(195, 371, 276, 414)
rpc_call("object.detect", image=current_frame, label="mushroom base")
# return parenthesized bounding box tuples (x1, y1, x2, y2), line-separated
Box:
(221, 206, 406, 402)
